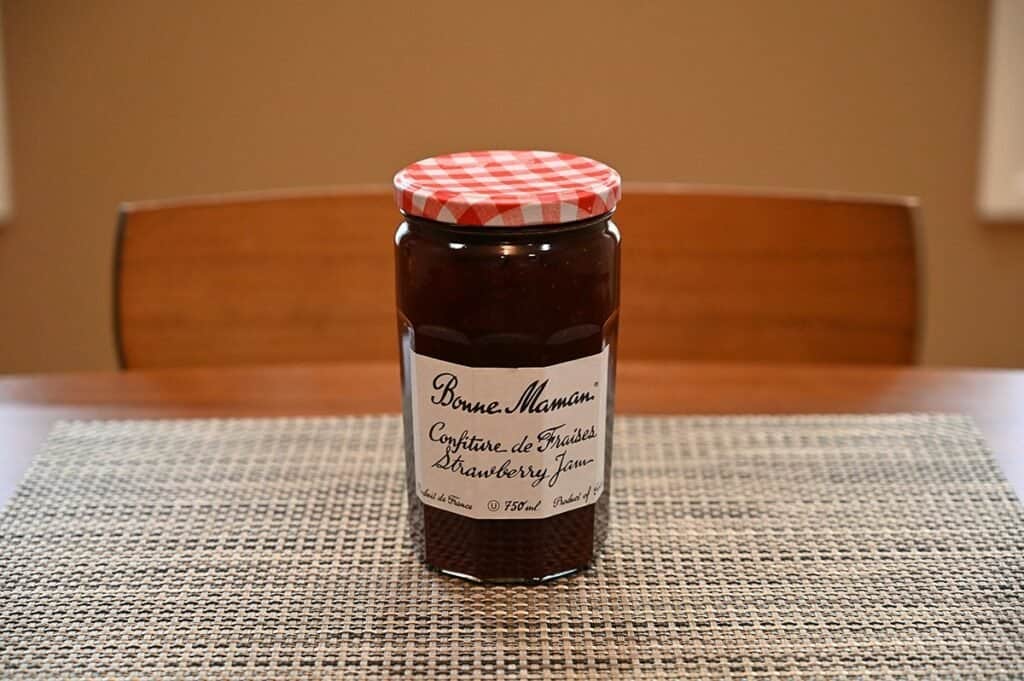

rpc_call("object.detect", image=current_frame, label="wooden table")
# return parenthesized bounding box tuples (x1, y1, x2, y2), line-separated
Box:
(2, 361, 1022, 507)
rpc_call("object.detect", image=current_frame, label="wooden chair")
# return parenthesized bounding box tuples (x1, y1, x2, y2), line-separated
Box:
(115, 185, 918, 368)
(615, 185, 919, 364)
(115, 188, 399, 368)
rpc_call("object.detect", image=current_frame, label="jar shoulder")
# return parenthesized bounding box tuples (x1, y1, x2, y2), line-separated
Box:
(394, 218, 620, 256)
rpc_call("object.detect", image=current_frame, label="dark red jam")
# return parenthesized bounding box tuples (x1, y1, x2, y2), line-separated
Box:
(395, 213, 620, 582)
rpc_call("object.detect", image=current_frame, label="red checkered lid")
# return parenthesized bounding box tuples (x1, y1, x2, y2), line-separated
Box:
(393, 150, 621, 227)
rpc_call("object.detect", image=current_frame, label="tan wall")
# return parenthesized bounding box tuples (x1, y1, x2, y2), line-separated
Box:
(1, 0, 1021, 373)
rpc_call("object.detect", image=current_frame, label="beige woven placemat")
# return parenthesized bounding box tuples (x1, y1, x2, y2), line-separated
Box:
(1, 415, 1022, 679)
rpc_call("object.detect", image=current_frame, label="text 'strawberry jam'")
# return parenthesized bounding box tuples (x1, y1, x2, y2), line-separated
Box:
(393, 150, 621, 583)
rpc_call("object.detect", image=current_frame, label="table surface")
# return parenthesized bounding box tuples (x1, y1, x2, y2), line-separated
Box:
(2, 361, 1023, 507)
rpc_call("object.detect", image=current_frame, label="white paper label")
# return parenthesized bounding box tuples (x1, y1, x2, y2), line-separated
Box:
(411, 348, 608, 520)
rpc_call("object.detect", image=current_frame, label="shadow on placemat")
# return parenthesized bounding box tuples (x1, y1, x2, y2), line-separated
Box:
(1, 414, 1022, 679)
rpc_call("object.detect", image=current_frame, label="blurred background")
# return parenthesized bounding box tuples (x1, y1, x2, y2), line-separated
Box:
(0, 0, 1021, 373)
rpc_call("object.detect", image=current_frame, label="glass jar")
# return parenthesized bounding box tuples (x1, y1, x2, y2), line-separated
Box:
(393, 151, 621, 583)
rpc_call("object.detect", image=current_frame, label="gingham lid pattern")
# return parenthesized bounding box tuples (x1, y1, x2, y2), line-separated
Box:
(393, 150, 621, 227)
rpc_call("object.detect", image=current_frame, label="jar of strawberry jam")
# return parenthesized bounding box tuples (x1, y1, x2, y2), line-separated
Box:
(393, 150, 621, 583)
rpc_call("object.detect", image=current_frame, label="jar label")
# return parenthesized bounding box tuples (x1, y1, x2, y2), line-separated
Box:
(410, 348, 609, 520)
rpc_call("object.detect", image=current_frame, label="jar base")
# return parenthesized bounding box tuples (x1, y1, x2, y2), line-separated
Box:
(427, 563, 589, 585)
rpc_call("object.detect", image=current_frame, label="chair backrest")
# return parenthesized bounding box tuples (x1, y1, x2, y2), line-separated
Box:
(115, 185, 919, 369)
(615, 185, 919, 364)
(116, 188, 398, 368)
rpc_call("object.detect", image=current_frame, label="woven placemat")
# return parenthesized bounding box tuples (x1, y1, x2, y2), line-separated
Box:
(1, 415, 1022, 679)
